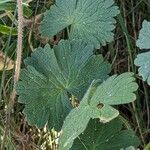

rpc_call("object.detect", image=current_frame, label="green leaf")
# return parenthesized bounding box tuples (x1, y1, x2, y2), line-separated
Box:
(0, 2, 33, 17)
(59, 81, 99, 150)
(144, 142, 150, 150)
(121, 146, 137, 150)
(91, 73, 138, 106)
(59, 73, 138, 150)
(134, 51, 150, 85)
(71, 119, 140, 150)
(135, 20, 150, 85)
(0, 0, 12, 4)
(40, 0, 119, 48)
(0, 24, 17, 35)
(16, 40, 110, 131)
(136, 20, 150, 49)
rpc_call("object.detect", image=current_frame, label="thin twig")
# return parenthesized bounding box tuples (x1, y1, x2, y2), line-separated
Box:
(132, 102, 145, 146)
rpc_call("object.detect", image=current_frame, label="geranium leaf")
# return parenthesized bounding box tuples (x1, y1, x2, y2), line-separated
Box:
(59, 81, 100, 150)
(59, 73, 138, 150)
(71, 119, 140, 150)
(136, 20, 150, 49)
(90, 73, 138, 106)
(134, 51, 150, 85)
(135, 20, 150, 85)
(40, 0, 119, 48)
(16, 40, 110, 131)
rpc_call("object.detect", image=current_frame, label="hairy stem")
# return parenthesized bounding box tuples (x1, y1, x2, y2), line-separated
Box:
(12, 0, 23, 101)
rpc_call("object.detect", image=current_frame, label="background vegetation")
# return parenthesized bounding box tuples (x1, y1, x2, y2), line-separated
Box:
(0, 0, 150, 149)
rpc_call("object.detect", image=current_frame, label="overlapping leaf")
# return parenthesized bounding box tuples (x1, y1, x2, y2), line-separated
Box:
(71, 119, 140, 150)
(16, 40, 111, 131)
(40, 0, 119, 48)
(135, 20, 150, 85)
(59, 73, 138, 150)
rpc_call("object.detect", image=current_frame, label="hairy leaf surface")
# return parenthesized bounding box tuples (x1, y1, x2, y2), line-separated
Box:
(71, 119, 140, 150)
(59, 73, 138, 150)
(40, 0, 119, 48)
(16, 40, 110, 131)
(135, 20, 150, 85)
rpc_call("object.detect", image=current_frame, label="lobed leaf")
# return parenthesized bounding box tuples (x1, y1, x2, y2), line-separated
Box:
(134, 51, 150, 85)
(40, 0, 119, 48)
(59, 73, 138, 150)
(16, 39, 110, 131)
(90, 72, 138, 106)
(135, 20, 150, 85)
(71, 119, 140, 150)
(136, 20, 150, 49)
